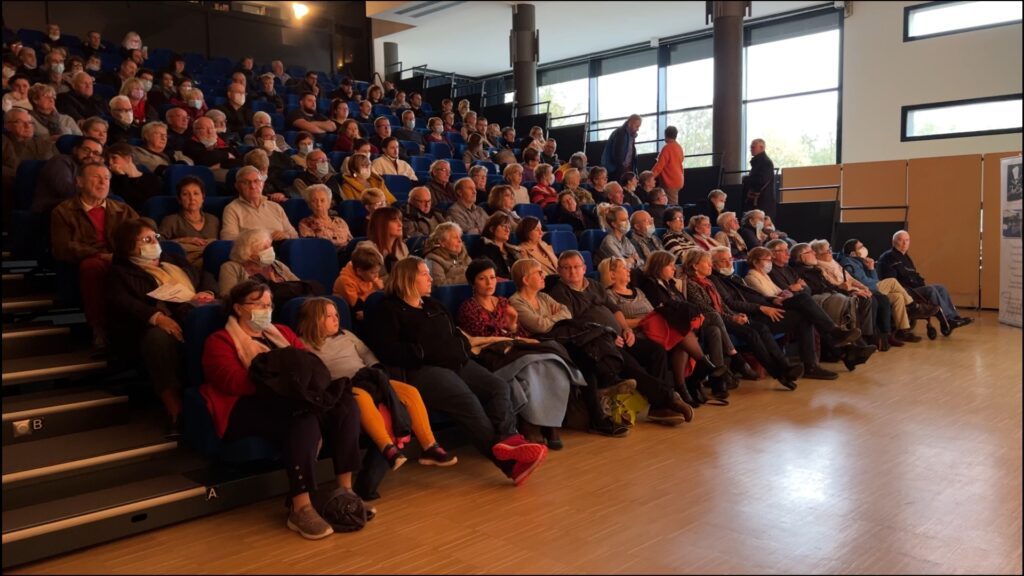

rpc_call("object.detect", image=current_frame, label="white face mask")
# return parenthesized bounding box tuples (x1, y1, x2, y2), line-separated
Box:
(140, 79, 153, 92)
(261, 139, 276, 152)
(86, 62, 101, 72)
(51, 63, 65, 75)
(762, 262, 773, 274)
(857, 246, 869, 259)
(49, 33, 61, 41)
(713, 201, 725, 211)
(230, 93, 245, 107)
(717, 267, 733, 276)
(114, 110, 134, 125)
(404, 120, 415, 130)
(616, 221, 630, 234)
(190, 99, 203, 110)
(140, 242, 162, 261)
(199, 136, 217, 148)
(754, 220, 764, 231)
(257, 247, 275, 266)
(315, 161, 330, 178)
(432, 125, 443, 134)
(247, 308, 273, 332)
(299, 143, 313, 155)
(358, 167, 372, 180)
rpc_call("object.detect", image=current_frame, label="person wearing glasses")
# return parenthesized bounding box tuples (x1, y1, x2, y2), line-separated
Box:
(367, 257, 549, 486)
(201, 280, 364, 540)
(479, 212, 520, 280)
(661, 206, 697, 262)
(107, 218, 215, 437)
(425, 159, 458, 204)
(401, 186, 448, 239)
(687, 214, 721, 252)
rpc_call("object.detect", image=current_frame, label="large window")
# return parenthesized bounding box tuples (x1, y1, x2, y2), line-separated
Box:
(905, 1, 1022, 41)
(743, 13, 841, 167)
(524, 8, 841, 169)
(539, 78, 589, 126)
(902, 94, 1023, 141)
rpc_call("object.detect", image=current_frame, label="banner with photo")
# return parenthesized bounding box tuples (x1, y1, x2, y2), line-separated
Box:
(999, 155, 1022, 327)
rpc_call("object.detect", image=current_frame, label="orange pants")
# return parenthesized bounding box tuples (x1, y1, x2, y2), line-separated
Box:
(352, 380, 436, 451)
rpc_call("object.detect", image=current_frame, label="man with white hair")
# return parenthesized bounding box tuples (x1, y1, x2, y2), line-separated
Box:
(401, 185, 448, 238)
(242, 111, 289, 151)
(183, 116, 238, 169)
(3, 108, 56, 191)
(254, 72, 284, 113)
(743, 138, 776, 219)
(628, 210, 664, 263)
(878, 230, 972, 334)
(446, 177, 489, 234)
(270, 60, 291, 85)
(164, 107, 192, 154)
(738, 209, 766, 250)
(220, 165, 298, 241)
(107, 95, 140, 144)
(57, 71, 109, 123)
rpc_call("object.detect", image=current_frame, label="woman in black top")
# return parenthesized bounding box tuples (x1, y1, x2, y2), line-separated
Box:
(106, 218, 216, 435)
(367, 257, 546, 487)
(479, 212, 520, 280)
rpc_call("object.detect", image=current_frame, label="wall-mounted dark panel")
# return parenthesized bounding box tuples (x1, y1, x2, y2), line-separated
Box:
(208, 12, 331, 73)
(548, 124, 586, 162)
(776, 201, 836, 245)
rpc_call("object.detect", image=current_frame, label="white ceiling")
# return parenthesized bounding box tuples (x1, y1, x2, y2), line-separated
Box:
(371, 1, 831, 77)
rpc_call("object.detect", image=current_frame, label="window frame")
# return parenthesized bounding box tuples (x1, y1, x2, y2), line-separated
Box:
(903, 0, 1023, 43)
(900, 93, 1024, 142)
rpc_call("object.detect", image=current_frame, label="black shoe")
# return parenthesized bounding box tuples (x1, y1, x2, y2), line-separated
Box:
(164, 415, 183, 440)
(951, 317, 973, 328)
(938, 312, 953, 336)
(724, 370, 740, 390)
(542, 427, 564, 451)
(686, 378, 707, 406)
(895, 329, 922, 343)
(589, 418, 630, 438)
(731, 355, 759, 380)
(782, 361, 804, 381)
(691, 355, 728, 382)
(676, 382, 697, 407)
(709, 377, 730, 401)
(829, 326, 861, 348)
(842, 344, 876, 371)
(778, 378, 797, 391)
(877, 334, 890, 352)
(803, 365, 839, 380)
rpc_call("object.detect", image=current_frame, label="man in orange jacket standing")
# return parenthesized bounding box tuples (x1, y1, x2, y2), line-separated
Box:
(651, 125, 684, 204)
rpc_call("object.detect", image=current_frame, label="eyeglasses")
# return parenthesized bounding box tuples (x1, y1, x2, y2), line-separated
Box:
(140, 233, 162, 244)
(241, 301, 273, 310)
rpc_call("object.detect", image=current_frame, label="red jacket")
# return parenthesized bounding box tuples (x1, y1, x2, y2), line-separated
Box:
(530, 184, 558, 208)
(200, 324, 303, 437)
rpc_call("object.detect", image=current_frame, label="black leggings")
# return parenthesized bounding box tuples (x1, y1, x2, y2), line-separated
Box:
(224, 393, 362, 498)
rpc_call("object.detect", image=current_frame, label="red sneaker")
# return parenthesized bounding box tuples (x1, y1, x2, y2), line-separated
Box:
(510, 447, 547, 486)
(492, 435, 546, 463)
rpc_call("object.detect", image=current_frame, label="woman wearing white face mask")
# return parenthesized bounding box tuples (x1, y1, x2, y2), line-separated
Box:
(119, 78, 157, 126)
(201, 280, 367, 539)
(340, 153, 393, 202)
(423, 116, 454, 155)
(107, 218, 215, 436)
(218, 227, 299, 298)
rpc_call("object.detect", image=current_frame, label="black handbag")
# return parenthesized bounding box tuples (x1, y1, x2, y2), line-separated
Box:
(314, 487, 367, 533)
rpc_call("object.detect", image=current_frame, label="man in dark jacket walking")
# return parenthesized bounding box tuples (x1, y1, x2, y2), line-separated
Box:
(601, 114, 641, 181)
(743, 138, 776, 219)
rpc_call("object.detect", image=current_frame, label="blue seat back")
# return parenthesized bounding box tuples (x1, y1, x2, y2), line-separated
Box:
(734, 259, 750, 277)
(381, 174, 412, 203)
(544, 230, 578, 255)
(579, 229, 608, 253)
(580, 250, 595, 273)
(545, 223, 573, 234)
(398, 140, 419, 156)
(203, 240, 234, 281)
(339, 200, 367, 225)
(251, 100, 276, 114)
(203, 196, 234, 220)
(269, 112, 285, 132)
(473, 160, 498, 174)
(277, 238, 340, 292)
(142, 196, 181, 226)
(429, 142, 452, 159)
(410, 155, 435, 173)
(164, 165, 217, 197)
(280, 295, 352, 332)
(282, 198, 312, 228)
(15, 160, 47, 210)
(514, 203, 545, 222)
(159, 239, 187, 260)
(432, 284, 473, 318)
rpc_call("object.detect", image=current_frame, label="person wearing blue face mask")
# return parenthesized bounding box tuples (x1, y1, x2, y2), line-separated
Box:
(201, 279, 368, 540)
(107, 218, 215, 437)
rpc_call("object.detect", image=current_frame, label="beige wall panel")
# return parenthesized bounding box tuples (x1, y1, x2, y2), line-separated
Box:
(980, 151, 1022, 309)
(842, 160, 907, 208)
(840, 209, 907, 223)
(907, 155, 983, 308)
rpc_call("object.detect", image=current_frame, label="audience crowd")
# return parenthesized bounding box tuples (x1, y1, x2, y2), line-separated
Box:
(1, 23, 973, 541)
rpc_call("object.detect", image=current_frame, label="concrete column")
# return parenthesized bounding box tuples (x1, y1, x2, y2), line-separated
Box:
(711, 1, 747, 183)
(510, 3, 538, 110)
(383, 41, 399, 82)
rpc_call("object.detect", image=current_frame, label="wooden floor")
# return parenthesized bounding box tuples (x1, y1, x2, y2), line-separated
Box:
(11, 311, 1023, 574)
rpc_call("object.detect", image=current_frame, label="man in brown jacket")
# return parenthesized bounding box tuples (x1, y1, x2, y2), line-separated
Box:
(51, 162, 139, 347)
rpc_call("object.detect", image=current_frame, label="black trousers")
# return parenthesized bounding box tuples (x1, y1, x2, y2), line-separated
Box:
(872, 291, 892, 335)
(621, 338, 675, 408)
(759, 308, 818, 368)
(724, 318, 788, 378)
(225, 393, 362, 498)
(138, 326, 184, 396)
(407, 360, 516, 459)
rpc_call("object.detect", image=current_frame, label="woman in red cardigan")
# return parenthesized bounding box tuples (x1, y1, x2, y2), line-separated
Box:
(200, 280, 364, 540)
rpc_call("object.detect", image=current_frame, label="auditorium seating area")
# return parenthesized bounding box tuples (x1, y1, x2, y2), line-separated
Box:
(2, 11, 1013, 574)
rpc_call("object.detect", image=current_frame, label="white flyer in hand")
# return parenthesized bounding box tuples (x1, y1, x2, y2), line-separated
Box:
(147, 283, 192, 303)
